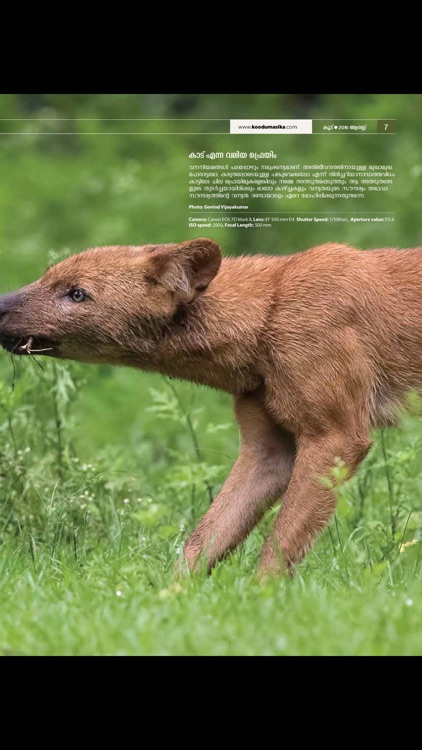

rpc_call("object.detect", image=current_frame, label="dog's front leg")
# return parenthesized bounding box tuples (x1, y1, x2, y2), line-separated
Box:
(258, 429, 372, 576)
(181, 394, 295, 573)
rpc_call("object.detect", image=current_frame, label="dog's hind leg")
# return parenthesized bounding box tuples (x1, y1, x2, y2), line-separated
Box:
(258, 428, 372, 576)
(181, 393, 296, 573)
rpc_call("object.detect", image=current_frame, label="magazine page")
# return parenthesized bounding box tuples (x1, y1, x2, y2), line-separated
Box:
(0, 93, 420, 656)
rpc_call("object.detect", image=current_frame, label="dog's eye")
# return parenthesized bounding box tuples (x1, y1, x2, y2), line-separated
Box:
(69, 288, 86, 303)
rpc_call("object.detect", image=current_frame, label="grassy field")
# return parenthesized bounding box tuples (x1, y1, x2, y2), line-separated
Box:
(0, 94, 421, 656)
(1, 360, 422, 655)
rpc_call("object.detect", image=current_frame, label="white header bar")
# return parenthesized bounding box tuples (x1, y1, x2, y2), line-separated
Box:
(230, 119, 313, 134)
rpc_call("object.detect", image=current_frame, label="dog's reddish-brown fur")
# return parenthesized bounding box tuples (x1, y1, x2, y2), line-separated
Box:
(1, 239, 422, 574)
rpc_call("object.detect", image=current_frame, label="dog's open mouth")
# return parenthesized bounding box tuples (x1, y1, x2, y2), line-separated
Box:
(0, 335, 58, 356)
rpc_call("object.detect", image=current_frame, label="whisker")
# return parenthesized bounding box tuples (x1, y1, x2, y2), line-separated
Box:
(10, 354, 16, 392)
(29, 353, 45, 371)
(28, 347, 53, 353)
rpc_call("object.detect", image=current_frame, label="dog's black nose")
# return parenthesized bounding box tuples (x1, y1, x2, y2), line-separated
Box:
(0, 293, 14, 320)
(0, 289, 28, 322)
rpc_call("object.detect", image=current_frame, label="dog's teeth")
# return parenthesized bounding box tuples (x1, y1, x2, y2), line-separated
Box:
(20, 336, 34, 352)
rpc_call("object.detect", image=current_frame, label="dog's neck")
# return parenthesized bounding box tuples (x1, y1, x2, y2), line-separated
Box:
(127, 256, 282, 394)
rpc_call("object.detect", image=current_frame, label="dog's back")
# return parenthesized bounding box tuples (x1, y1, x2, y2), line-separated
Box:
(262, 244, 422, 430)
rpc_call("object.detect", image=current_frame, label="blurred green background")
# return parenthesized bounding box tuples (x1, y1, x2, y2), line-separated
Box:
(0, 94, 421, 655)
(0, 93, 420, 459)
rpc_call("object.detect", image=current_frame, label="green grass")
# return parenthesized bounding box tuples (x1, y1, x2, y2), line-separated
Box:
(1, 548, 421, 656)
(0, 361, 421, 656)
(0, 94, 421, 655)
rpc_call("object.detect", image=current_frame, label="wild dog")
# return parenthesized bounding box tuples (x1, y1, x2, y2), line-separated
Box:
(1, 239, 421, 575)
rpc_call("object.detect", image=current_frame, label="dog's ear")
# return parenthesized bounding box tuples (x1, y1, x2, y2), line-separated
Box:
(143, 239, 222, 302)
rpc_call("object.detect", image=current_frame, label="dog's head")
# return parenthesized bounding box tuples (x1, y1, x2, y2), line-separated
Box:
(0, 239, 221, 364)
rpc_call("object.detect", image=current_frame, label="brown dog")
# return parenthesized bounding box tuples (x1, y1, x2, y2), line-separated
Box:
(1, 239, 421, 575)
